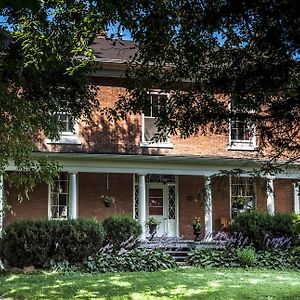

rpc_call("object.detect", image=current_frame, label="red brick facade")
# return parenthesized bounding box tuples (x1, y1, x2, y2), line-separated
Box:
(3, 50, 299, 240)
(4, 174, 298, 240)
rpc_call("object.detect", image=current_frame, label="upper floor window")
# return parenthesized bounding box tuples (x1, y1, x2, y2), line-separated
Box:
(231, 176, 255, 218)
(141, 93, 172, 148)
(228, 102, 256, 150)
(57, 112, 74, 135)
(45, 112, 81, 145)
(49, 172, 69, 219)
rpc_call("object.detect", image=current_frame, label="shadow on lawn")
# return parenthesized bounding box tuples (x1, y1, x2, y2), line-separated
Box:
(1, 269, 300, 299)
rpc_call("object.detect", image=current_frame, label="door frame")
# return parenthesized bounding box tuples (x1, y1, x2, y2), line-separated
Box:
(146, 182, 178, 237)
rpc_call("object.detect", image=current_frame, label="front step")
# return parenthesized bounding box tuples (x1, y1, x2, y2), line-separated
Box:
(167, 247, 190, 263)
(140, 239, 194, 263)
(140, 239, 223, 263)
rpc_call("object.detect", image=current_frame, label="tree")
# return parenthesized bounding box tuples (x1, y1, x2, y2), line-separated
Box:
(0, 0, 105, 190)
(110, 0, 300, 169)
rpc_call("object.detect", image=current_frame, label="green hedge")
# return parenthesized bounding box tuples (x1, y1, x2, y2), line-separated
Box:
(102, 215, 142, 250)
(230, 211, 300, 249)
(0, 219, 105, 268)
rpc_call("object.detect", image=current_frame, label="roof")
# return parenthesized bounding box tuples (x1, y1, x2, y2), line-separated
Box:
(92, 37, 137, 63)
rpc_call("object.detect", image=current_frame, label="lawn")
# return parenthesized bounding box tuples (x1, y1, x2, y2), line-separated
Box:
(1, 267, 300, 299)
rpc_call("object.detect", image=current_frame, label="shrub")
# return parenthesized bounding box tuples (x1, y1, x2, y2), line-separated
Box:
(230, 211, 300, 249)
(0, 219, 105, 268)
(271, 213, 299, 239)
(230, 211, 272, 249)
(236, 247, 257, 267)
(102, 215, 142, 250)
(84, 248, 177, 273)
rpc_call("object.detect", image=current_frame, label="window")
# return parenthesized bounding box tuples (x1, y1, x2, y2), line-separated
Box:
(231, 177, 255, 218)
(49, 172, 69, 219)
(45, 112, 81, 145)
(229, 119, 256, 150)
(228, 101, 256, 150)
(141, 93, 172, 148)
(57, 113, 74, 135)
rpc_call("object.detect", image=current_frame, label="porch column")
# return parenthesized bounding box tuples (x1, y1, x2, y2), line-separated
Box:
(0, 175, 3, 238)
(294, 183, 300, 213)
(69, 172, 78, 219)
(204, 176, 213, 240)
(138, 174, 147, 240)
(266, 176, 275, 214)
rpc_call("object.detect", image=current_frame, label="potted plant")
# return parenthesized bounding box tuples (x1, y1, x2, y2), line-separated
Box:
(100, 195, 115, 207)
(146, 217, 160, 235)
(192, 217, 201, 241)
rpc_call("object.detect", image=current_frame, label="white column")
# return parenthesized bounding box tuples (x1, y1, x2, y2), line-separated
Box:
(138, 174, 146, 240)
(294, 183, 300, 213)
(266, 176, 275, 214)
(0, 175, 3, 238)
(205, 176, 213, 240)
(69, 172, 78, 219)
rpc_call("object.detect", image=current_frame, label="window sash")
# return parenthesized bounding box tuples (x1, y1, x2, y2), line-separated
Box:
(142, 93, 169, 144)
(230, 119, 254, 142)
(231, 177, 255, 217)
(50, 173, 69, 219)
(56, 113, 75, 135)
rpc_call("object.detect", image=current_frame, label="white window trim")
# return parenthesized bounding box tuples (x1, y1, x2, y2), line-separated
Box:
(228, 119, 257, 150)
(227, 102, 257, 151)
(45, 113, 81, 145)
(140, 92, 173, 149)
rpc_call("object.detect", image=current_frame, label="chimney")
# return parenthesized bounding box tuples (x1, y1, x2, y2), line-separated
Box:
(96, 29, 107, 39)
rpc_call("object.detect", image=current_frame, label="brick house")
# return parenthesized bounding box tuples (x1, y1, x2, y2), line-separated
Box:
(1, 37, 300, 240)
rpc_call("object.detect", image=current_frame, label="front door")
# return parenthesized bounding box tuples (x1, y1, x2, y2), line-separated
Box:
(147, 183, 177, 237)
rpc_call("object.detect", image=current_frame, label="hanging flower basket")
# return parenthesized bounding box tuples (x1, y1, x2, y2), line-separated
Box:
(100, 195, 115, 207)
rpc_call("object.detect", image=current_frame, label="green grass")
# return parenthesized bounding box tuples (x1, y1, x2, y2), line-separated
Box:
(1, 268, 300, 299)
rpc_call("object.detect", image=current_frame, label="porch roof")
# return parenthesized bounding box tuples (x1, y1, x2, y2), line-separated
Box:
(7, 152, 300, 179)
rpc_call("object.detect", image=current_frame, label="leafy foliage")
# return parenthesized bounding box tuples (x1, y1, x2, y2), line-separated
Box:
(110, 0, 300, 165)
(0, 219, 105, 268)
(102, 215, 142, 250)
(84, 248, 177, 273)
(236, 247, 257, 267)
(0, 0, 103, 187)
(230, 211, 300, 249)
(187, 246, 300, 270)
(186, 248, 239, 268)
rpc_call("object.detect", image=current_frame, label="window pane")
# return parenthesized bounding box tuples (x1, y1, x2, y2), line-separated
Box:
(144, 117, 157, 141)
(51, 206, 59, 219)
(51, 193, 59, 205)
(59, 194, 68, 206)
(59, 180, 68, 193)
(151, 94, 160, 117)
(231, 119, 254, 142)
(59, 206, 68, 218)
(149, 188, 163, 215)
